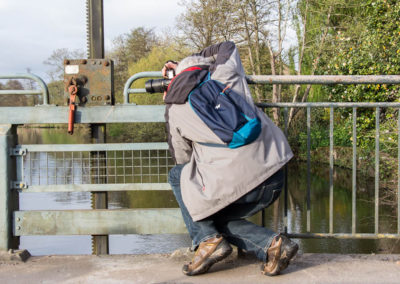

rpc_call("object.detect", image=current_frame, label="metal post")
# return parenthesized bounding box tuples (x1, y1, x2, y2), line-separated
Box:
(86, 0, 104, 59)
(398, 109, 400, 235)
(375, 107, 380, 234)
(0, 124, 19, 250)
(329, 107, 334, 234)
(352, 107, 357, 234)
(284, 107, 288, 234)
(306, 107, 311, 232)
(87, 0, 108, 255)
(91, 125, 109, 255)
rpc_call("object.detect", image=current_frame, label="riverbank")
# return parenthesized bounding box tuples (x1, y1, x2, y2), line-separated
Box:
(1, 251, 399, 283)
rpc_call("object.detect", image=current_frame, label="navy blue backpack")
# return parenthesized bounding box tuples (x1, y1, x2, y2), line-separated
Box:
(188, 73, 261, 149)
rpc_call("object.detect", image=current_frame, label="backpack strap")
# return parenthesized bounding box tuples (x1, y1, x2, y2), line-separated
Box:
(221, 85, 230, 94)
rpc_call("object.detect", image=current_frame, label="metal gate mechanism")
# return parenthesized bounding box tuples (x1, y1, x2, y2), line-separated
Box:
(64, 59, 114, 107)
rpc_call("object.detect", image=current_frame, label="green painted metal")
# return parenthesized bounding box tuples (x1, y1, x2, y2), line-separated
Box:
(306, 107, 311, 233)
(1, 72, 400, 242)
(123, 71, 162, 104)
(18, 183, 171, 193)
(0, 105, 166, 124)
(124, 73, 400, 104)
(329, 107, 334, 234)
(288, 233, 400, 239)
(15, 142, 168, 152)
(0, 125, 19, 250)
(0, 74, 49, 105)
(375, 107, 380, 234)
(258, 102, 400, 108)
(246, 75, 400, 85)
(13, 209, 186, 235)
(1, 102, 400, 125)
(352, 107, 357, 234)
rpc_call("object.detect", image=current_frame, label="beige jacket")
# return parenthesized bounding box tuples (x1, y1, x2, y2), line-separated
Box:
(165, 42, 293, 221)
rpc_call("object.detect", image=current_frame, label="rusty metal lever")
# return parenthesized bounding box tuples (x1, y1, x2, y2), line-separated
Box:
(67, 84, 78, 134)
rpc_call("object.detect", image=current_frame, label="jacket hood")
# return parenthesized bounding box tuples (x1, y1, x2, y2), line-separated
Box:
(164, 65, 209, 104)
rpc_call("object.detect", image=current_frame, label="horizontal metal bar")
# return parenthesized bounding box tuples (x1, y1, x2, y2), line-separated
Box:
(257, 102, 400, 108)
(124, 73, 400, 100)
(20, 183, 172, 193)
(0, 90, 43, 95)
(2, 103, 400, 125)
(0, 73, 49, 105)
(288, 233, 400, 239)
(16, 142, 168, 152)
(14, 209, 186, 235)
(128, 88, 147, 94)
(0, 105, 166, 124)
(246, 75, 400, 85)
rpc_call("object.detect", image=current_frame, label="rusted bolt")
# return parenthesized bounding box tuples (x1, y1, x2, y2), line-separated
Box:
(81, 96, 87, 103)
(64, 59, 70, 65)
(91, 96, 96, 101)
(103, 60, 109, 67)
(80, 59, 87, 64)
(97, 96, 102, 101)
(105, 95, 110, 100)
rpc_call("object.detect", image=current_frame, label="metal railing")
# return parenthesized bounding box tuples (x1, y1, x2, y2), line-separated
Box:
(0, 74, 49, 105)
(1, 72, 400, 252)
(257, 102, 400, 240)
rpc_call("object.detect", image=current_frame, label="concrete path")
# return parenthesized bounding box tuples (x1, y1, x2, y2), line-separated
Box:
(1, 250, 400, 284)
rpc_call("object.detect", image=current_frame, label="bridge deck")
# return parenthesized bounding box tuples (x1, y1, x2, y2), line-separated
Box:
(0, 251, 399, 283)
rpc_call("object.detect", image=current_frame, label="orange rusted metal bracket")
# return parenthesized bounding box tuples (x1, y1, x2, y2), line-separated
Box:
(67, 84, 78, 134)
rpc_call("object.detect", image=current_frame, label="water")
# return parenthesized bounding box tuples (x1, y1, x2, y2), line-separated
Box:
(17, 127, 400, 255)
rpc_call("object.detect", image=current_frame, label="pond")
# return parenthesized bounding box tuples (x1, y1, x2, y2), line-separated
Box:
(17, 127, 400, 255)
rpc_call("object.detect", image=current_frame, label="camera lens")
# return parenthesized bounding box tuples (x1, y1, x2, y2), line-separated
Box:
(145, 79, 171, 93)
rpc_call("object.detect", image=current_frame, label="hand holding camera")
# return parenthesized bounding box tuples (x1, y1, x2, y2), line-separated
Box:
(145, 60, 178, 94)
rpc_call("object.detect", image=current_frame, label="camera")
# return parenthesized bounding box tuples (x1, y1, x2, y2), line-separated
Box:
(145, 69, 175, 93)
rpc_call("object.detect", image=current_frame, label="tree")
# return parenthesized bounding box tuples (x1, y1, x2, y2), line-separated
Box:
(107, 27, 158, 103)
(127, 43, 190, 104)
(0, 80, 26, 106)
(5, 80, 24, 90)
(235, 0, 272, 102)
(43, 48, 85, 81)
(320, 0, 400, 152)
(177, 0, 240, 50)
(324, 0, 400, 103)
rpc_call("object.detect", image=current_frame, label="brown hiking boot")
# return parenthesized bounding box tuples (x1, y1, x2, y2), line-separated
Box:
(182, 235, 232, 276)
(261, 234, 298, 276)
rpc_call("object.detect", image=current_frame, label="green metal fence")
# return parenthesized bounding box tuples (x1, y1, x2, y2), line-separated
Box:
(1, 73, 400, 252)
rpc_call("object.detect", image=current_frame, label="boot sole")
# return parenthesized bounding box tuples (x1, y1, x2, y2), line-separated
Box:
(262, 243, 299, 276)
(278, 243, 299, 272)
(183, 243, 233, 276)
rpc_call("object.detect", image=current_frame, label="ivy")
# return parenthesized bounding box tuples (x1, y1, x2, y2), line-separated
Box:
(318, 0, 400, 155)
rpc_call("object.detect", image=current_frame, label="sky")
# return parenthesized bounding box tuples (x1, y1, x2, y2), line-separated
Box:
(0, 0, 184, 82)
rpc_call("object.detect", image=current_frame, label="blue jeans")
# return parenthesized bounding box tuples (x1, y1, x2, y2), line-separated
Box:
(168, 164, 283, 262)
